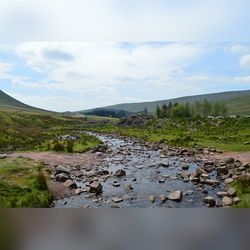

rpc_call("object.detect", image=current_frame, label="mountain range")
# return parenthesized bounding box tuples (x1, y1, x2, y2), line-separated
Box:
(1, 89, 250, 116)
(81, 90, 250, 116)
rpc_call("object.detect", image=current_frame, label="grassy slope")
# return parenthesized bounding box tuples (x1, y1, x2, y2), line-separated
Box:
(86, 117, 250, 152)
(85, 90, 250, 115)
(0, 90, 52, 113)
(0, 110, 102, 153)
(0, 157, 52, 208)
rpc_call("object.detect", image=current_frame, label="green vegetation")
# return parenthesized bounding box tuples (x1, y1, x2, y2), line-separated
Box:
(0, 110, 102, 153)
(0, 90, 50, 112)
(86, 117, 250, 152)
(0, 157, 52, 208)
(232, 176, 250, 208)
(86, 90, 250, 115)
(36, 133, 101, 153)
(155, 100, 228, 119)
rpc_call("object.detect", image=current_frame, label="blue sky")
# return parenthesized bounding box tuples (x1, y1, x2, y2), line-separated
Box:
(1, 42, 250, 111)
(0, 1, 250, 111)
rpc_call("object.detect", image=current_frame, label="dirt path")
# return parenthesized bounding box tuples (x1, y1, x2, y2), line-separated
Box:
(215, 152, 250, 164)
(12, 151, 98, 167)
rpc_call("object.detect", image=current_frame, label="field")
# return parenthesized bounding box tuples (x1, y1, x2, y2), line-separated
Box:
(85, 117, 250, 152)
(0, 110, 102, 153)
(0, 157, 52, 208)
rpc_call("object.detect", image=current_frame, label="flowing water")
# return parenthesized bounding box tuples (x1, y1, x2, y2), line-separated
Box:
(54, 133, 224, 208)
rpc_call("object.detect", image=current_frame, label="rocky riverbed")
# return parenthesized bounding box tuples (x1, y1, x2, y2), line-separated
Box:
(50, 133, 249, 208)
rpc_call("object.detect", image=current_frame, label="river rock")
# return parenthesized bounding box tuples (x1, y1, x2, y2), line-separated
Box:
(181, 163, 189, 170)
(0, 154, 7, 159)
(234, 160, 242, 168)
(86, 171, 96, 177)
(56, 173, 69, 182)
(75, 188, 83, 195)
(63, 180, 77, 189)
(216, 191, 228, 197)
(216, 166, 229, 176)
(159, 194, 167, 202)
(233, 197, 240, 204)
(124, 184, 133, 192)
(56, 165, 70, 175)
(204, 179, 220, 186)
(90, 181, 103, 194)
(203, 196, 216, 207)
(227, 187, 236, 197)
(149, 195, 156, 203)
(222, 196, 232, 206)
(112, 197, 123, 203)
(97, 170, 109, 176)
(226, 158, 234, 165)
(168, 191, 183, 202)
(224, 178, 234, 184)
(114, 169, 126, 177)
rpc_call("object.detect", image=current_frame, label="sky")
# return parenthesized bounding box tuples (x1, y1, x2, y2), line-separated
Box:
(0, 1, 250, 112)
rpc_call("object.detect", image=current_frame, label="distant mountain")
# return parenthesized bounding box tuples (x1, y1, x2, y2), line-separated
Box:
(81, 90, 250, 116)
(0, 90, 50, 112)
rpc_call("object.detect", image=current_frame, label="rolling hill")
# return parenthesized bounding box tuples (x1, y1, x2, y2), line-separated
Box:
(82, 90, 250, 115)
(0, 90, 50, 113)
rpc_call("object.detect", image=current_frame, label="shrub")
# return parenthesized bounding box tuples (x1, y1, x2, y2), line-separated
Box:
(66, 141, 74, 153)
(53, 140, 65, 152)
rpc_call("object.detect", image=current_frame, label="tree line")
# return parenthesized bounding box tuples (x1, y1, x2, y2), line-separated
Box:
(155, 99, 228, 119)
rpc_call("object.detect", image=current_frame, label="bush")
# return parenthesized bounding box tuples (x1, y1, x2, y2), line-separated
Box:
(66, 141, 74, 153)
(53, 141, 65, 152)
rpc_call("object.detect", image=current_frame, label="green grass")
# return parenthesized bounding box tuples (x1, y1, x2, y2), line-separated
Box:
(0, 157, 53, 208)
(0, 110, 102, 153)
(86, 117, 250, 152)
(232, 176, 250, 208)
(88, 90, 250, 114)
(36, 132, 101, 153)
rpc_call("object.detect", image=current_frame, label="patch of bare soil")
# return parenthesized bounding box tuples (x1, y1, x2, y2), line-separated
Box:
(214, 151, 250, 164)
(10, 151, 100, 200)
(11, 151, 98, 167)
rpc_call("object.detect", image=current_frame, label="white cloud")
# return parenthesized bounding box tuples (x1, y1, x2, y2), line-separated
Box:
(16, 42, 206, 93)
(228, 44, 250, 54)
(240, 54, 250, 69)
(0, 60, 12, 79)
(234, 76, 250, 83)
(0, 0, 249, 40)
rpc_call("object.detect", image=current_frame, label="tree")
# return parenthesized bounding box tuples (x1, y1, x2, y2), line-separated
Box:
(142, 107, 148, 116)
(202, 99, 212, 118)
(194, 101, 202, 118)
(156, 105, 162, 118)
(220, 103, 228, 117)
(213, 102, 221, 116)
(162, 104, 168, 118)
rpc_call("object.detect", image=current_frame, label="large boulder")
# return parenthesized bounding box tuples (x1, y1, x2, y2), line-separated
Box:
(168, 191, 183, 202)
(216, 166, 229, 176)
(56, 173, 69, 182)
(63, 180, 77, 189)
(90, 181, 103, 194)
(222, 196, 232, 207)
(55, 165, 70, 175)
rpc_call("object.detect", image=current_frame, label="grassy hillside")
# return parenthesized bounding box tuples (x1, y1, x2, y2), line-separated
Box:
(0, 90, 50, 112)
(0, 110, 102, 153)
(85, 90, 250, 115)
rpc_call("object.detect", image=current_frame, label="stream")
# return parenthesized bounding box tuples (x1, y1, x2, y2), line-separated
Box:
(54, 133, 224, 208)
